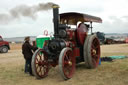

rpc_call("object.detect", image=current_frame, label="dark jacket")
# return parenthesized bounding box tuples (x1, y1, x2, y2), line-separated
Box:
(22, 41, 34, 60)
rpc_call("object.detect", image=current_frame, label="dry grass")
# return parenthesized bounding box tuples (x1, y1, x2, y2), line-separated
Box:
(10, 43, 22, 50)
(0, 43, 128, 85)
(101, 44, 128, 56)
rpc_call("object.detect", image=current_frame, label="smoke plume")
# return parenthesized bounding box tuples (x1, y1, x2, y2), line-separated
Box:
(0, 2, 57, 24)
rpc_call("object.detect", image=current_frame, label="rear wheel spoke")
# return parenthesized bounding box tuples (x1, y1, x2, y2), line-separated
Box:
(59, 48, 75, 80)
(92, 58, 96, 65)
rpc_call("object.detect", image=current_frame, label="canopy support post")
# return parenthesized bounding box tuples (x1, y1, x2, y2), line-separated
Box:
(90, 22, 93, 34)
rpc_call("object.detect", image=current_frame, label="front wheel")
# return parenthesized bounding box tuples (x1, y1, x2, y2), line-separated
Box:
(59, 47, 75, 80)
(31, 48, 49, 79)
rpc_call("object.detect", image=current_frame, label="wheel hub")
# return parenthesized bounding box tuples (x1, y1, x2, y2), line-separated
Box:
(92, 49, 96, 55)
(3, 48, 7, 52)
(38, 61, 43, 66)
(68, 61, 72, 66)
(38, 61, 47, 66)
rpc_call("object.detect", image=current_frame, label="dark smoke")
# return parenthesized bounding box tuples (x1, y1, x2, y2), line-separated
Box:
(0, 2, 57, 24)
(0, 14, 12, 24)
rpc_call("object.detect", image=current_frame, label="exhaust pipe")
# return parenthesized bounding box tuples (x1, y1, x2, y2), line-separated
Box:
(52, 5, 59, 37)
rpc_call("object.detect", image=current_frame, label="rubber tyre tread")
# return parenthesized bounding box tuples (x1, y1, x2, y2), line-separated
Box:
(83, 35, 91, 68)
(84, 35, 100, 69)
(1, 46, 8, 53)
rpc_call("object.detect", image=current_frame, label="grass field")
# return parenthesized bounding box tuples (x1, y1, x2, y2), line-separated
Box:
(0, 43, 128, 85)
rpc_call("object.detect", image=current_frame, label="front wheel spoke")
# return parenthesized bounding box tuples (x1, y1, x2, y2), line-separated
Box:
(33, 49, 49, 78)
(38, 53, 41, 57)
(40, 69, 43, 76)
(35, 62, 39, 64)
(39, 67, 42, 72)
(36, 65, 39, 70)
(38, 53, 42, 60)
(36, 58, 39, 62)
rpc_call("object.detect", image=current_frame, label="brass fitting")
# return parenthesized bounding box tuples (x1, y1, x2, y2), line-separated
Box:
(52, 4, 60, 8)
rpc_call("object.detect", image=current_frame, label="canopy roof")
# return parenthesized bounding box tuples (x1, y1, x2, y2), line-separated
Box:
(60, 12, 102, 25)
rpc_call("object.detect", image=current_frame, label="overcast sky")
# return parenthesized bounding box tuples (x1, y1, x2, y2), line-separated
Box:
(0, 0, 128, 38)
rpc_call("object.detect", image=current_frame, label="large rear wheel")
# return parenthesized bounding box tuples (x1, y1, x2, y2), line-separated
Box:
(31, 48, 49, 79)
(84, 35, 100, 68)
(59, 48, 75, 80)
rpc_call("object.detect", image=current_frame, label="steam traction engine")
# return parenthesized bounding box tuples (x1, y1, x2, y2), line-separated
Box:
(31, 5, 102, 80)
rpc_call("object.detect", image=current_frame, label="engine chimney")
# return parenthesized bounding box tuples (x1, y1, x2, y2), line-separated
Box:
(52, 5, 59, 37)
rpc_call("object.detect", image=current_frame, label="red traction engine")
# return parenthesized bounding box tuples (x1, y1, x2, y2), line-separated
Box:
(32, 5, 102, 80)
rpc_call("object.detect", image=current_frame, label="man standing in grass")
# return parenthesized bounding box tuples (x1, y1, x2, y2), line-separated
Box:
(22, 36, 36, 76)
